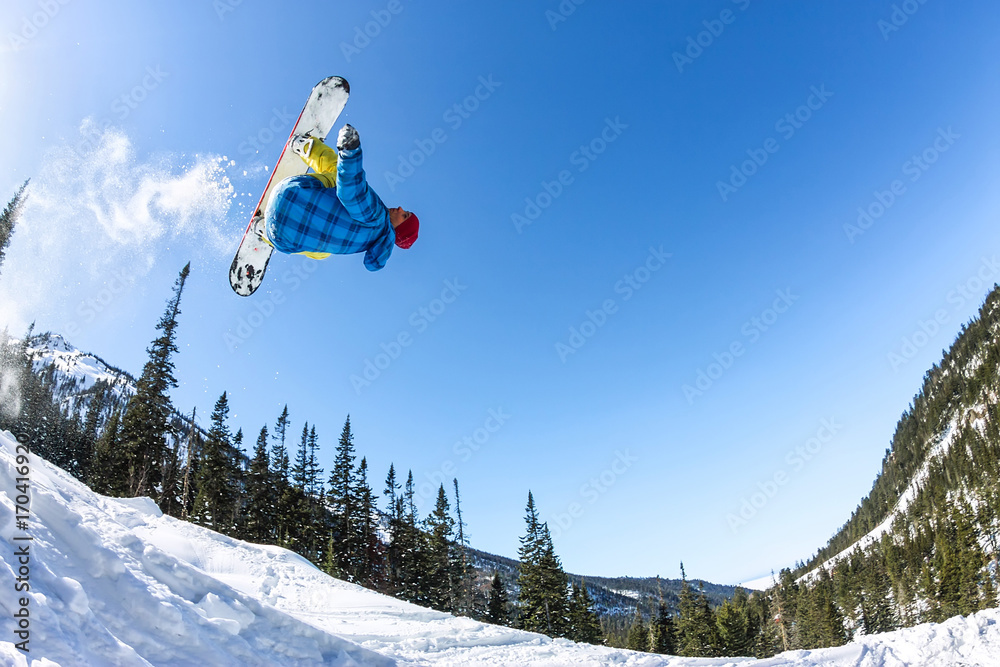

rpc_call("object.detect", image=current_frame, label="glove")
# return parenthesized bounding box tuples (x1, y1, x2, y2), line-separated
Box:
(337, 124, 360, 152)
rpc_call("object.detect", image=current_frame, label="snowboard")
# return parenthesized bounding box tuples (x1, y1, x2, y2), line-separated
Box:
(229, 76, 350, 296)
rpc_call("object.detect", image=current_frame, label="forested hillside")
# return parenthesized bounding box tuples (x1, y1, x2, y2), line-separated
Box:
(771, 285, 1000, 649)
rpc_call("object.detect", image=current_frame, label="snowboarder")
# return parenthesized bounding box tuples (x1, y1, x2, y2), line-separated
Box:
(260, 124, 419, 271)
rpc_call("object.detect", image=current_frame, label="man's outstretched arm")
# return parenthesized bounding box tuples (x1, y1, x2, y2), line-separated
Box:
(336, 142, 388, 228)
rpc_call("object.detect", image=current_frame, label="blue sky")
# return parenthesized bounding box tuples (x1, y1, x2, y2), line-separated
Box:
(2, 1, 1000, 586)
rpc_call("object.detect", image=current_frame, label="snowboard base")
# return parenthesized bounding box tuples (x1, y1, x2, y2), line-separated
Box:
(229, 76, 350, 297)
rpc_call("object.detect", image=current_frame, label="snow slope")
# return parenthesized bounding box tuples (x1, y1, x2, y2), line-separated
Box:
(2, 430, 1000, 666)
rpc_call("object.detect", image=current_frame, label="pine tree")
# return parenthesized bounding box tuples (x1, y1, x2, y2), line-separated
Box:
(859, 548, 897, 635)
(568, 582, 603, 645)
(715, 588, 755, 656)
(328, 416, 358, 579)
(243, 425, 273, 542)
(292, 423, 310, 491)
(0, 180, 28, 280)
(393, 470, 428, 604)
(228, 428, 246, 530)
(486, 571, 510, 626)
(288, 422, 323, 560)
(272, 405, 291, 481)
(626, 609, 649, 652)
(89, 407, 127, 495)
(676, 564, 718, 657)
(352, 457, 381, 587)
(307, 425, 323, 496)
(190, 392, 239, 533)
(451, 478, 474, 616)
(516, 492, 570, 637)
(799, 569, 847, 649)
(81, 380, 109, 446)
(118, 262, 190, 502)
(648, 599, 678, 655)
(383, 464, 402, 594)
(424, 484, 457, 612)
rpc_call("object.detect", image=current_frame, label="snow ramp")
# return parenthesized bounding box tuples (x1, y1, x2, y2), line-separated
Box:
(3, 429, 1000, 665)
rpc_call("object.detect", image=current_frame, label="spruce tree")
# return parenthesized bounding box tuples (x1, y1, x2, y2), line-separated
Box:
(676, 564, 718, 657)
(859, 549, 897, 635)
(648, 600, 678, 655)
(800, 569, 847, 649)
(89, 407, 127, 495)
(452, 478, 474, 616)
(0, 180, 28, 280)
(181, 411, 202, 519)
(383, 464, 403, 594)
(352, 457, 381, 587)
(715, 588, 754, 656)
(272, 405, 291, 481)
(328, 416, 358, 578)
(568, 582, 603, 645)
(625, 610, 649, 652)
(190, 392, 239, 533)
(228, 428, 246, 530)
(307, 425, 323, 496)
(292, 423, 311, 491)
(81, 380, 109, 446)
(516, 492, 570, 637)
(424, 484, 457, 612)
(243, 425, 273, 542)
(486, 571, 511, 626)
(119, 262, 190, 502)
(394, 470, 428, 603)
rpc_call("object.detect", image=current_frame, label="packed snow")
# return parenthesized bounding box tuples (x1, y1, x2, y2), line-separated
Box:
(2, 431, 1000, 666)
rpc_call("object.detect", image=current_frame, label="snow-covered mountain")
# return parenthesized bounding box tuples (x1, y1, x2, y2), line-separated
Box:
(4, 430, 1000, 666)
(20, 331, 135, 413)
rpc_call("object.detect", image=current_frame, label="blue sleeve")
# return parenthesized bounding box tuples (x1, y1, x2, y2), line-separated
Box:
(364, 225, 396, 271)
(336, 147, 387, 227)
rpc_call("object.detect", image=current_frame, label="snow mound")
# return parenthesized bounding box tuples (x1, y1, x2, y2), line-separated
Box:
(2, 429, 1000, 666)
(0, 430, 391, 666)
